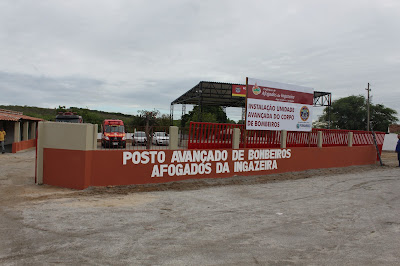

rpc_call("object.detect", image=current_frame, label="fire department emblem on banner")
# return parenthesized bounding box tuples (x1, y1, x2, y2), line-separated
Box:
(300, 106, 310, 121)
(252, 83, 261, 95)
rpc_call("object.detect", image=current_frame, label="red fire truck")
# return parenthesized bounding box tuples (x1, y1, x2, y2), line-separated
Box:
(101, 120, 126, 148)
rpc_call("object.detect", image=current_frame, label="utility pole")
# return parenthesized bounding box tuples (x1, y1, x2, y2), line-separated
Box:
(366, 83, 371, 131)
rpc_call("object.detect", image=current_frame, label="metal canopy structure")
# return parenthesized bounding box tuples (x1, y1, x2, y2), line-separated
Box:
(171, 81, 245, 107)
(170, 81, 332, 122)
(313, 91, 332, 107)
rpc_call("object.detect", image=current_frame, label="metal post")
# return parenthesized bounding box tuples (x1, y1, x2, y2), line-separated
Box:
(328, 105, 331, 129)
(197, 83, 202, 122)
(370, 123, 383, 166)
(366, 82, 371, 131)
(244, 77, 248, 148)
(170, 104, 174, 126)
(182, 104, 186, 117)
(200, 82, 203, 122)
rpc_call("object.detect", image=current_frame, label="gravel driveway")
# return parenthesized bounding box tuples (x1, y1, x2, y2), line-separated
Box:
(1, 149, 399, 265)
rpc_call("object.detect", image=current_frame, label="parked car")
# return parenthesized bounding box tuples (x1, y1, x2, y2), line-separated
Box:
(152, 132, 169, 146)
(133, 131, 147, 146)
(101, 120, 126, 148)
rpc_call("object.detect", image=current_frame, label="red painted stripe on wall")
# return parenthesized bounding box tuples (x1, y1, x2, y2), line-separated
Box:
(12, 139, 36, 153)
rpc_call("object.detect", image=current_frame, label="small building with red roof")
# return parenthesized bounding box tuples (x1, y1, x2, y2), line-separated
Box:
(0, 109, 43, 153)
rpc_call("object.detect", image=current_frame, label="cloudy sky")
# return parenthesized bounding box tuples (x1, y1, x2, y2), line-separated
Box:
(1, 0, 399, 121)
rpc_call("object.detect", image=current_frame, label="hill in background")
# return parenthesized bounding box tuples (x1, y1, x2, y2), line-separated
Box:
(0, 105, 132, 122)
(0, 105, 174, 132)
(0, 105, 237, 131)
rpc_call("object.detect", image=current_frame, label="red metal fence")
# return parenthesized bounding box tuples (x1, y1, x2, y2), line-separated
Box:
(243, 129, 281, 148)
(188, 122, 241, 149)
(188, 122, 386, 152)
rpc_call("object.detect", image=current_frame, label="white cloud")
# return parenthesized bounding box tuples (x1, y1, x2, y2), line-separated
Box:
(0, 0, 399, 121)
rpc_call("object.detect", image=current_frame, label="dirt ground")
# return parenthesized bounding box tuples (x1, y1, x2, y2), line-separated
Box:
(0, 148, 399, 265)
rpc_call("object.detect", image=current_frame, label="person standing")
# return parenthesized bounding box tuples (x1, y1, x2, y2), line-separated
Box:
(0, 127, 6, 154)
(396, 134, 400, 167)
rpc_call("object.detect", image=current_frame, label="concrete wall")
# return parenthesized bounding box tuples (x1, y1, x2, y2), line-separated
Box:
(36, 122, 98, 185)
(30, 122, 36, 139)
(38, 124, 380, 190)
(22, 121, 29, 141)
(14, 122, 20, 143)
(169, 126, 179, 150)
(42, 146, 377, 190)
(12, 139, 36, 153)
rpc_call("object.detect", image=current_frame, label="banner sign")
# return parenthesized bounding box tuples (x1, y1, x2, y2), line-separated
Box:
(232, 84, 247, 97)
(246, 78, 313, 131)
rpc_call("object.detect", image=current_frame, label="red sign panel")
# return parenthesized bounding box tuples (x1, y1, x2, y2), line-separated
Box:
(232, 84, 247, 97)
(248, 84, 313, 105)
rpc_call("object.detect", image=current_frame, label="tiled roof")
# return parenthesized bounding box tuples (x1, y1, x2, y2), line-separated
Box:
(389, 124, 400, 133)
(0, 109, 43, 122)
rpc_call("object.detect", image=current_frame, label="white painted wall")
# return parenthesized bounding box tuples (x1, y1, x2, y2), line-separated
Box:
(382, 133, 398, 151)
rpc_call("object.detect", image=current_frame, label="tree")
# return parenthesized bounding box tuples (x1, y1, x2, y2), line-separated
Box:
(226, 118, 237, 124)
(319, 95, 398, 131)
(370, 104, 398, 132)
(56, 105, 67, 113)
(312, 121, 329, 129)
(181, 106, 228, 127)
(137, 110, 159, 149)
(157, 114, 171, 127)
(76, 108, 103, 125)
